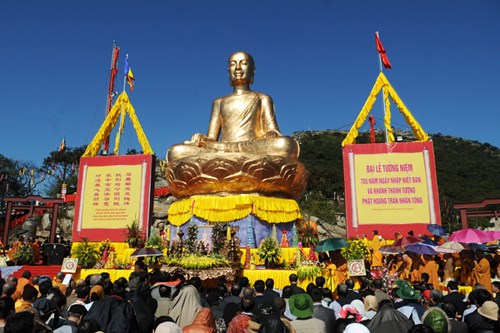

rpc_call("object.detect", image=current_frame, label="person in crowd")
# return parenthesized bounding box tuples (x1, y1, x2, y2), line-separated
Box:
(0, 296, 15, 331)
(344, 322, 370, 333)
(253, 280, 267, 307)
(442, 280, 466, 317)
(370, 230, 385, 268)
(289, 293, 325, 333)
(155, 285, 173, 318)
(315, 277, 325, 290)
(441, 302, 468, 333)
(472, 300, 499, 332)
(226, 297, 258, 333)
(4, 311, 34, 333)
(206, 291, 223, 322)
(168, 284, 202, 329)
(15, 272, 30, 302)
(14, 285, 37, 313)
(287, 274, 306, 295)
(371, 279, 390, 304)
(428, 289, 444, 309)
(492, 281, 500, 307)
(344, 279, 362, 303)
(464, 288, 492, 329)
(66, 285, 91, 313)
(263, 278, 280, 300)
(336, 284, 349, 307)
(421, 255, 440, 290)
(421, 307, 449, 333)
(311, 287, 335, 332)
(273, 297, 294, 332)
(76, 319, 102, 333)
(281, 286, 296, 321)
(54, 272, 67, 294)
(219, 283, 241, 310)
(54, 304, 88, 333)
(363, 295, 378, 320)
(182, 307, 216, 333)
(366, 299, 413, 333)
(471, 250, 493, 294)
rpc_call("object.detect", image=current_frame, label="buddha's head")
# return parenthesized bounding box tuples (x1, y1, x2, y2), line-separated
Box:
(228, 51, 255, 86)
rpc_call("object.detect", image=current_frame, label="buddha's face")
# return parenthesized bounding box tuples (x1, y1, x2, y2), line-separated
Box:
(228, 52, 255, 86)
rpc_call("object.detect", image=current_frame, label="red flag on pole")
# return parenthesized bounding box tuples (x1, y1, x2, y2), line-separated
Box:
(375, 32, 392, 69)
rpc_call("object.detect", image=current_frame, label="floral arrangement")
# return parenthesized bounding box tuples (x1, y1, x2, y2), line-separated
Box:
(341, 240, 370, 260)
(13, 243, 36, 265)
(257, 236, 282, 267)
(371, 266, 398, 295)
(71, 238, 101, 268)
(164, 254, 229, 270)
(146, 234, 164, 251)
(297, 220, 319, 247)
(296, 260, 323, 281)
(124, 220, 145, 248)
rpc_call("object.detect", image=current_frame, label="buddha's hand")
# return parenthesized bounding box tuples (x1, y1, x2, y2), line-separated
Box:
(185, 133, 210, 147)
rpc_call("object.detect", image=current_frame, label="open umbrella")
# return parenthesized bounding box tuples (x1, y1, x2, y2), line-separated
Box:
(379, 245, 404, 255)
(405, 243, 437, 255)
(463, 243, 489, 252)
(130, 247, 164, 257)
(314, 237, 349, 252)
(427, 224, 448, 237)
(391, 236, 423, 248)
(448, 228, 496, 243)
(439, 241, 465, 252)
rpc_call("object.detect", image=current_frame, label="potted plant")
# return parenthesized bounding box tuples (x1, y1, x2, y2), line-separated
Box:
(124, 220, 144, 248)
(71, 238, 101, 268)
(341, 239, 370, 277)
(13, 244, 36, 265)
(257, 236, 282, 269)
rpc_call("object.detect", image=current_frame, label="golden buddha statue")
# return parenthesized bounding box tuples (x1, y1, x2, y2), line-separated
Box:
(166, 51, 308, 199)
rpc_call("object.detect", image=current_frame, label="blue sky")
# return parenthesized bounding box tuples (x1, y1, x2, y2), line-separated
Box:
(1, 0, 499, 166)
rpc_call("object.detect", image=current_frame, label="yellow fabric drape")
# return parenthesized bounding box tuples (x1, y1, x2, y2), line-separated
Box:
(168, 195, 302, 226)
(83, 92, 153, 157)
(342, 72, 429, 147)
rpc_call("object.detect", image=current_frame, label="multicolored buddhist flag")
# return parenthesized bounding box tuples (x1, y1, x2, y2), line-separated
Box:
(124, 54, 135, 91)
(58, 137, 66, 152)
(375, 32, 392, 69)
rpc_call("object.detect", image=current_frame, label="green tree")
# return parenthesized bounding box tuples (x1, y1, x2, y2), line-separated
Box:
(0, 155, 46, 200)
(41, 146, 86, 197)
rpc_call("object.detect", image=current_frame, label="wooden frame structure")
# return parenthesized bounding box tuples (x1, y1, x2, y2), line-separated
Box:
(454, 198, 500, 229)
(2, 195, 64, 245)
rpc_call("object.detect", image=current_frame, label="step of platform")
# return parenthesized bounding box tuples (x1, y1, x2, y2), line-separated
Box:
(11, 265, 62, 279)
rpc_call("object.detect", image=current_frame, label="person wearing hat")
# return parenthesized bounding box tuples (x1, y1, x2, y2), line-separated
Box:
(289, 293, 326, 333)
(473, 300, 500, 332)
(393, 280, 424, 325)
(54, 303, 88, 333)
(421, 307, 449, 333)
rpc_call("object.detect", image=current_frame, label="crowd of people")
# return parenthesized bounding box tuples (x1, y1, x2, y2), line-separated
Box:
(0, 230, 499, 333)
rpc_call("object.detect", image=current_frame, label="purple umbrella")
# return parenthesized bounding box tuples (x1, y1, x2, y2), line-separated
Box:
(405, 243, 437, 255)
(427, 224, 448, 237)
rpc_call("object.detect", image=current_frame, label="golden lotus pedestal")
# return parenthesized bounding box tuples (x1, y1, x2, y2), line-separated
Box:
(165, 153, 309, 200)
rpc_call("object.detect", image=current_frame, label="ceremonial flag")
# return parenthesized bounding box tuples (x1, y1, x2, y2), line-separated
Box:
(58, 137, 66, 152)
(124, 54, 135, 91)
(375, 32, 392, 69)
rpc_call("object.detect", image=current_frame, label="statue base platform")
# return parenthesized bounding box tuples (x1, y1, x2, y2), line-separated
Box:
(166, 153, 309, 200)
